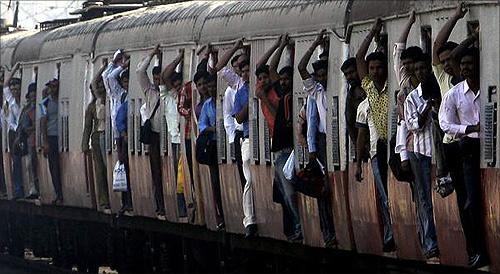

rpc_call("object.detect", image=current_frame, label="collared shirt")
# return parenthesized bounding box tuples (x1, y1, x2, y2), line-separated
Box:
(361, 76, 389, 140)
(219, 66, 244, 91)
(432, 63, 461, 144)
(232, 82, 249, 138)
(160, 85, 181, 144)
(257, 82, 280, 138)
(137, 55, 161, 133)
(41, 95, 58, 137)
(303, 78, 327, 133)
(2, 86, 21, 132)
(439, 80, 480, 139)
(404, 84, 433, 157)
(345, 84, 366, 143)
(306, 95, 319, 153)
(393, 42, 416, 161)
(223, 86, 243, 143)
(198, 97, 216, 140)
(356, 98, 379, 158)
(116, 100, 128, 135)
(105, 65, 126, 138)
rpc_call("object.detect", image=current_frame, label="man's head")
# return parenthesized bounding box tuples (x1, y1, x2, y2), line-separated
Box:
(278, 66, 293, 93)
(413, 53, 432, 84)
(340, 57, 359, 86)
(400, 46, 423, 75)
(312, 60, 328, 89)
(206, 74, 217, 98)
(119, 70, 129, 91)
(170, 72, 183, 92)
(366, 52, 387, 84)
(239, 60, 250, 83)
(193, 70, 209, 97)
(231, 55, 241, 75)
(255, 65, 270, 88)
(26, 82, 37, 103)
(459, 47, 479, 81)
(8, 78, 21, 99)
(152, 66, 161, 86)
(437, 41, 459, 76)
(45, 79, 59, 97)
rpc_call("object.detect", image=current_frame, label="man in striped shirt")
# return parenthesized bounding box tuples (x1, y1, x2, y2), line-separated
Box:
(404, 53, 440, 260)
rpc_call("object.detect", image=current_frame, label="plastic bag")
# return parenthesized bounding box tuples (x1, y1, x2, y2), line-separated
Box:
(283, 150, 295, 180)
(113, 161, 128, 192)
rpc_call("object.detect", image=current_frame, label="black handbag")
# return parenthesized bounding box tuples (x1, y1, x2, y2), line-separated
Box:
(139, 98, 161, 145)
(388, 132, 414, 182)
(195, 130, 217, 165)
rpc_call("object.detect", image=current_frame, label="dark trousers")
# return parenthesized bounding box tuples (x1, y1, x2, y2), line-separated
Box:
(317, 133, 336, 243)
(8, 130, 24, 198)
(447, 138, 487, 258)
(47, 136, 63, 200)
(234, 130, 246, 189)
(185, 139, 194, 184)
(117, 137, 132, 209)
(149, 132, 165, 214)
(0, 130, 6, 196)
(208, 164, 224, 225)
(28, 145, 39, 195)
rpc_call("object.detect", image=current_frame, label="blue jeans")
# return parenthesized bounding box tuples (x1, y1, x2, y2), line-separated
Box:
(408, 152, 439, 255)
(274, 148, 302, 238)
(371, 156, 394, 245)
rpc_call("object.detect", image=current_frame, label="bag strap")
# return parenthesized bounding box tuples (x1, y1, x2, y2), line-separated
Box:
(149, 97, 161, 119)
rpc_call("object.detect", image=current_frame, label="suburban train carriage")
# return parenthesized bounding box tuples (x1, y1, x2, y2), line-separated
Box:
(197, 0, 356, 243)
(0, 31, 37, 201)
(341, 0, 499, 271)
(92, 2, 212, 222)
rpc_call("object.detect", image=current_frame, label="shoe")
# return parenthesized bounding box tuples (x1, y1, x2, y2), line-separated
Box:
(216, 222, 225, 232)
(324, 238, 338, 249)
(425, 248, 440, 259)
(469, 254, 489, 269)
(287, 232, 304, 244)
(25, 194, 39, 200)
(383, 239, 396, 253)
(244, 224, 258, 238)
(51, 198, 63, 205)
(102, 207, 112, 215)
(157, 213, 166, 221)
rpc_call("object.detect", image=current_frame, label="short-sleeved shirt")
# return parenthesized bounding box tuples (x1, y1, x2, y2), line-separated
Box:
(356, 98, 379, 158)
(42, 96, 58, 137)
(232, 82, 250, 138)
(257, 81, 280, 138)
(198, 97, 216, 140)
(361, 76, 388, 140)
(272, 93, 293, 152)
(116, 100, 128, 135)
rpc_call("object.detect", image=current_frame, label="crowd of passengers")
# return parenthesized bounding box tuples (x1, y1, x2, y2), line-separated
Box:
(0, 4, 489, 269)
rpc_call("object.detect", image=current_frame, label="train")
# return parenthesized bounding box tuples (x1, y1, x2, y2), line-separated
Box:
(1, 0, 499, 272)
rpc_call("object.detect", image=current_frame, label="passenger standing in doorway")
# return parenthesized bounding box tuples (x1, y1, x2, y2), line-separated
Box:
(107, 54, 133, 215)
(404, 53, 441, 261)
(82, 62, 111, 213)
(137, 45, 166, 220)
(255, 34, 303, 242)
(439, 48, 489, 269)
(298, 30, 337, 248)
(355, 19, 395, 252)
(17, 83, 39, 199)
(161, 49, 187, 218)
(2, 63, 24, 200)
(340, 57, 366, 157)
(41, 78, 63, 204)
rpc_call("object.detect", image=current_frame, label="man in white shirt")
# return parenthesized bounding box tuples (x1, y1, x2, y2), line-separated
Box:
(439, 47, 488, 269)
(222, 55, 245, 192)
(298, 30, 336, 248)
(2, 63, 24, 199)
(404, 53, 440, 260)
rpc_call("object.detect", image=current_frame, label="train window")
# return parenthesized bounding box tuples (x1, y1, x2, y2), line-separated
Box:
(331, 96, 340, 169)
(252, 98, 260, 164)
(218, 95, 227, 164)
(161, 114, 168, 155)
(136, 98, 143, 154)
(483, 98, 497, 167)
(420, 26, 432, 54)
(296, 97, 306, 168)
(263, 119, 271, 165)
(32, 67, 38, 83)
(128, 98, 135, 154)
(106, 112, 112, 153)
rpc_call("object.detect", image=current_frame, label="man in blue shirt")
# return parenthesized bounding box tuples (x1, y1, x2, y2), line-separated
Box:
(198, 73, 225, 229)
(232, 60, 257, 238)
